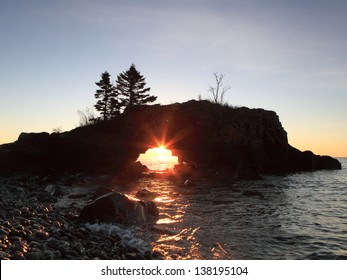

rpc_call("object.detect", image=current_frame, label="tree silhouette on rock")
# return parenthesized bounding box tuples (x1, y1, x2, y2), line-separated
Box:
(116, 64, 157, 108)
(94, 71, 121, 120)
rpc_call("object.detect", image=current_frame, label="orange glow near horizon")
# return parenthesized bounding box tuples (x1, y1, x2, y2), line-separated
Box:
(137, 146, 179, 171)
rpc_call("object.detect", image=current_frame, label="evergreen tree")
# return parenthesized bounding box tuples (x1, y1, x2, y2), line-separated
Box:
(108, 97, 121, 119)
(115, 64, 157, 108)
(94, 71, 120, 120)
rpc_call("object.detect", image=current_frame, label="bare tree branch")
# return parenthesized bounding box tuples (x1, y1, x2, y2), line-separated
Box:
(208, 72, 231, 105)
(77, 106, 97, 127)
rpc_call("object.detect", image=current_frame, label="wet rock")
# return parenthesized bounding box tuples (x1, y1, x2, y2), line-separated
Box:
(80, 191, 159, 225)
(124, 252, 140, 260)
(2, 220, 12, 228)
(28, 197, 39, 204)
(12, 241, 29, 253)
(24, 229, 33, 236)
(72, 242, 85, 255)
(45, 184, 57, 196)
(0, 251, 11, 260)
(11, 209, 22, 217)
(54, 250, 62, 259)
(99, 250, 108, 260)
(47, 237, 60, 249)
(135, 188, 158, 200)
(66, 249, 79, 258)
(8, 235, 22, 242)
(16, 230, 27, 239)
(12, 251, 25, 260)
(21, 218, 31, 226)
(64, 213, 79, 221)
(38, 213, 49, 220)
(77, 227, 90, 236)
(29, 241, 42, 248)
(14, 224, 24, 231)
(33, 191, 58, 203)
(0, 228, 10, 235)
(33, 229, 49, 240)
(52, 221, 62, 228)
(135, 253, 147, 260)
(144, 201, 159, 223)
(0, 177, 159, 260)
(43, 252, 55, 260)
(26, 252, 41, 260)
(57, 244, 68, 255)
(92, 186, 114, 200)
(124, 161, 149, 177)
(32, 223, 44, 230)
(72, 231, 85, 239)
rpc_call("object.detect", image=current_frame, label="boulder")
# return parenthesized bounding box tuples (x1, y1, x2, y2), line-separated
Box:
(123, 161, 149, 177)
(45, 184, 65, 197)
(32, 191, 58, 203)
(79, 191, 159, 225)
(135, 188, 158, 200)
(92, 186, 114, 200)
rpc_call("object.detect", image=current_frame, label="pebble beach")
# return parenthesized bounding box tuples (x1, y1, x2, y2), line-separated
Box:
(0, 175, 161, 260)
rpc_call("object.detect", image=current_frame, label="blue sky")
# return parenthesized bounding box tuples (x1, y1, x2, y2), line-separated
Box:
(1, 0, 347, 156)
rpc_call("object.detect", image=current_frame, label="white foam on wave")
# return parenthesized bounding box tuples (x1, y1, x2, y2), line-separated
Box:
(86, 223, 151, 254)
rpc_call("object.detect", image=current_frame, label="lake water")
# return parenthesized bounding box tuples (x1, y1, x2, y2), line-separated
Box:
(92, 158, 347, 260)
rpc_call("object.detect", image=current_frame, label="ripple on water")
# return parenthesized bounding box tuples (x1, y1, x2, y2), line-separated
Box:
(116, 159, 347, 259)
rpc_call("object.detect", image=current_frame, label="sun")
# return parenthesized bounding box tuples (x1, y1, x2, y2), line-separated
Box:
(154, 146, 169, 156)
(137, 146, 178, 171)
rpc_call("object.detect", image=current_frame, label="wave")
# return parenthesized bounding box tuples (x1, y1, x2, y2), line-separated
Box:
(86, 223, 151, 255)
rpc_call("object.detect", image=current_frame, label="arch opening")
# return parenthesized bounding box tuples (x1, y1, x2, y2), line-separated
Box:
(137, 146, 179, 171)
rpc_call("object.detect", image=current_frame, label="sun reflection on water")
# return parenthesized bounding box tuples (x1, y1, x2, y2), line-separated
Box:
(126, 177, 203, 259)
(157, 213, 185, 224)
(154, 227, 202, 260)
(154, 196, 175, 203)
(122, 177, 236, 260)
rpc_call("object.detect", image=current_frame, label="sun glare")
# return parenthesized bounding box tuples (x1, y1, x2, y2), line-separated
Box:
(137, 146, 178, 171)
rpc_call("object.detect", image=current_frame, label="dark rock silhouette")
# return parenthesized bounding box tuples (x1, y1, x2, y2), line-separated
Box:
(0, 100, 341, 176)
(92, 186, 115, 200)
(79, 191, 159, 225)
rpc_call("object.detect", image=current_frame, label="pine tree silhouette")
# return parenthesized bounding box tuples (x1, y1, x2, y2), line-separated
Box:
(116, 64, 157, 108)
(94, 71, 121, 120)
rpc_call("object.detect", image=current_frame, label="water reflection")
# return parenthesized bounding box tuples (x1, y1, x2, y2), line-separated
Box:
(121, 177, 236, 259)
(116, 162, 347, 259)
(154, 227, 202, 260)
(211, 242, 230, 259)
(125, 178, 203, 259)
(157, 213, 184, 224)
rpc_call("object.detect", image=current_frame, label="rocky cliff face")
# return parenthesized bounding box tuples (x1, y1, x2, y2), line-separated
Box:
(0, 100, 341, 176)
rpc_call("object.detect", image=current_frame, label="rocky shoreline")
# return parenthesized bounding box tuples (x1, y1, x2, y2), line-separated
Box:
(0, 175, 162, 260)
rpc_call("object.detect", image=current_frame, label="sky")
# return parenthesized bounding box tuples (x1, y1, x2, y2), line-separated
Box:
(1, 0, 347, 157)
